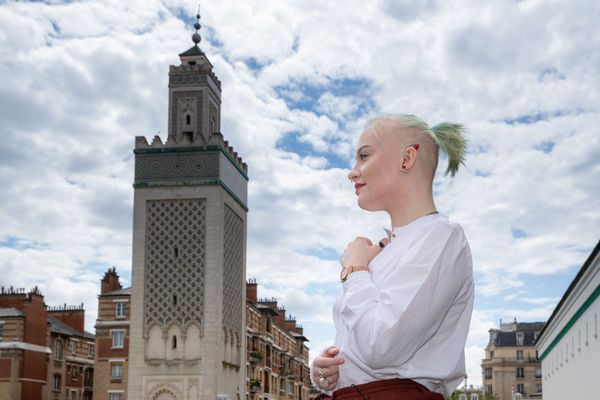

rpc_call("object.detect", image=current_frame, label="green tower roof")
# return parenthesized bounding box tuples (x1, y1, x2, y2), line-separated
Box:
(179, 45, 204, 57)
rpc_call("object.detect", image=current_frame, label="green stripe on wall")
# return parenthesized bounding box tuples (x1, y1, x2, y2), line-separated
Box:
(539, 283, 600, 360)
(133, 178, 248, 212)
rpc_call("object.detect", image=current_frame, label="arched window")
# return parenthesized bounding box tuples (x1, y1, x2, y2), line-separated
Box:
(172, 335, 177, 349)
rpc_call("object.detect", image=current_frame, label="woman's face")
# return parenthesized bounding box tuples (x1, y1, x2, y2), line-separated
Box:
(348, 128, 403, 211)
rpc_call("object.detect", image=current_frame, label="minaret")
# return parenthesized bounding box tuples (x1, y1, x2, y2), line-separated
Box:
(127, 11, 248, 400)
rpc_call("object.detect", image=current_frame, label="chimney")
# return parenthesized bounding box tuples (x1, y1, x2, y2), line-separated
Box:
(275, 306, 286, 327)
(285, 316, 297, 332)
(246, 279, 257, 302)
(47, 303, 85, 333)
(101, 267, 122, 294)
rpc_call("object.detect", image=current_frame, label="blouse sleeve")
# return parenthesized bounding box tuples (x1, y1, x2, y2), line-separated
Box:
(338, 224, 472, 370)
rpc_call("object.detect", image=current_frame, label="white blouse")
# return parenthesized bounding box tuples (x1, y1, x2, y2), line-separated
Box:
(329, 214, 474, 396)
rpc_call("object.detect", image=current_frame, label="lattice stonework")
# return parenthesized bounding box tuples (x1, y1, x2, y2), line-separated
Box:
(222, 205, 244, 342)
(144, 199, 206, 334)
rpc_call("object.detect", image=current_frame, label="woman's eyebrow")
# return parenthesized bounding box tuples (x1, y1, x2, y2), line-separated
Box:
(355, 145, 372, 156)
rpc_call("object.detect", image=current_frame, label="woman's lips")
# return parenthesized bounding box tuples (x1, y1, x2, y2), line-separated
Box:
(355, 183, 366, 194)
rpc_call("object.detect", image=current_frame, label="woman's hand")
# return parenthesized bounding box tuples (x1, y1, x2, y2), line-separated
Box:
(312, 346, 344, 391)
(340, 237, 385, 267)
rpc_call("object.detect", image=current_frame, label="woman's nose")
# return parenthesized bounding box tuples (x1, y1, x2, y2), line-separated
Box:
(348, 167, 360, 182)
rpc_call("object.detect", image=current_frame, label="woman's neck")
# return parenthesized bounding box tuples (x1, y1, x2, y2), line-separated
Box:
(388, 192, 437, 228)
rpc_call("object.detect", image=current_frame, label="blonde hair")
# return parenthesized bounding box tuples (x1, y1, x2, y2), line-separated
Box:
(365, 114, 467, 177)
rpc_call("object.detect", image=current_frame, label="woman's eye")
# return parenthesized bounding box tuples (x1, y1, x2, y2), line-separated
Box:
(359, 153, 368, 160)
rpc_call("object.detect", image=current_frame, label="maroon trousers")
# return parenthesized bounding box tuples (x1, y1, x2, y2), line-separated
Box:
(316, 379, 444, 400)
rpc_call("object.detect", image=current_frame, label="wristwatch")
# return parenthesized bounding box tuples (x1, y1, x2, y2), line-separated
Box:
(340, 265, 370, 282)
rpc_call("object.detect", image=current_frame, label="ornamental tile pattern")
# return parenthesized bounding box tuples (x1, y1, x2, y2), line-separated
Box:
(144, 199, 206, 334)
(222, 205, 244, 346)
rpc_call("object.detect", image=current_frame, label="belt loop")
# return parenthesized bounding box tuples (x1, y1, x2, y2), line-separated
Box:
(350, 384, 369, 400)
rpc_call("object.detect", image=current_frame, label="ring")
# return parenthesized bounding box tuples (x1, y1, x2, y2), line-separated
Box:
(319, 376, 330, 387)
(318, 368, 325, 378)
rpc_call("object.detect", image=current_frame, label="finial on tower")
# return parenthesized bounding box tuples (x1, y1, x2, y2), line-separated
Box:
(192, 4, 201, 45)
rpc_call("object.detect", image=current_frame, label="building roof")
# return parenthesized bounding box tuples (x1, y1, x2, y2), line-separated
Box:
(490, 321, 545, 347)
(535, 239, 600, 345)
(179, 45, 204, 57)
(0, 307, 25, 317)
(101, 286, 132, 296)
(48, 316, 95, 340)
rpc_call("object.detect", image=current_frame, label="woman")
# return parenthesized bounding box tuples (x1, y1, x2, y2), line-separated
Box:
(311, 115, 474, 399)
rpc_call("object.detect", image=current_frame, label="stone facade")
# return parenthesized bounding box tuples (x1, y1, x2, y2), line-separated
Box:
(245, 281, 311, 400)
(126, 16, 248, 400)
(481, 319, 543, 400)
(95, 276, 312, 400)
(0, 287, 94, 400)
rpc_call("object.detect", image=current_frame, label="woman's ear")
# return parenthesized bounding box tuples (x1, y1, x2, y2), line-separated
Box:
(401, 146, 418, 172)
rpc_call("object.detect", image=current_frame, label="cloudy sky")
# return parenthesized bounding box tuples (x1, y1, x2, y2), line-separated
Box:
(1, 0, 599, 388)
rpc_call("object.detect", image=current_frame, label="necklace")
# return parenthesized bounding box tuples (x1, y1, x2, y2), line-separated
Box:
(385, 211, 439, 241)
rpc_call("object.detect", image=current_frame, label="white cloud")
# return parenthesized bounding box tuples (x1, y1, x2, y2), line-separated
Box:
(0, 0, 599, 391)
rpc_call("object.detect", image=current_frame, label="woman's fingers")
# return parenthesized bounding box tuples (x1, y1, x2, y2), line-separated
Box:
(313, 355, 344, 368)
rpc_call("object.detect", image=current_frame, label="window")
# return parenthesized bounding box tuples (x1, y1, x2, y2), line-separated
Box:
(0, 321, 4, 339)
(517, 383, 525, 394)
(71, 340, 77, 354)
(172, 335, 177, 349)
(485, 368, 492, 379)
(486, 384, 493, 394)
(516, 350, 523, 360)
(88, 344, 94, 359)
(535, 367, 542, 378)
(52, 374, 61, 392)
(471, 395, 479, 400)
(288, 381, 294, 394)
(72, 366, 78, 380)
(536, 384, 542, 393)
(54, 339, 63, 360)
(70, 390, 77, 400)
(111, 330, 125, 348)
(490, 351, 494, 359)
(516, 332, 524, 346)
(115, 302, 126, 318)
(109, 393, 122, 400)
(111, 364, 123, 379)
(516, 367, 524, 378)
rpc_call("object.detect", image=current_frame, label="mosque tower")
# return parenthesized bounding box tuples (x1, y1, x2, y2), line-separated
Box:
(127, 12, 248, 400)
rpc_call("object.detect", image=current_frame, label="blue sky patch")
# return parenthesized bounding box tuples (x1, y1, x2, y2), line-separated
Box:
(244, 57, 266, 72)
(0, 236, 47, 250)
(534, 140, 555, 154)
(302, 246, 340, 261)
(511, 229, 527, 239)
(539, 67, 565, 81)
(276, 131, 350, 169)
(275, 77, 374, 115)
(503, 110, 576, 125)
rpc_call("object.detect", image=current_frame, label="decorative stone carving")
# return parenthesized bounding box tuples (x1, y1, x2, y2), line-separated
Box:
(222, 205, 244, 352)
(170, 91, 203, 143)
(135, 153, 219, 183)
(144, 199, 206, 336)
